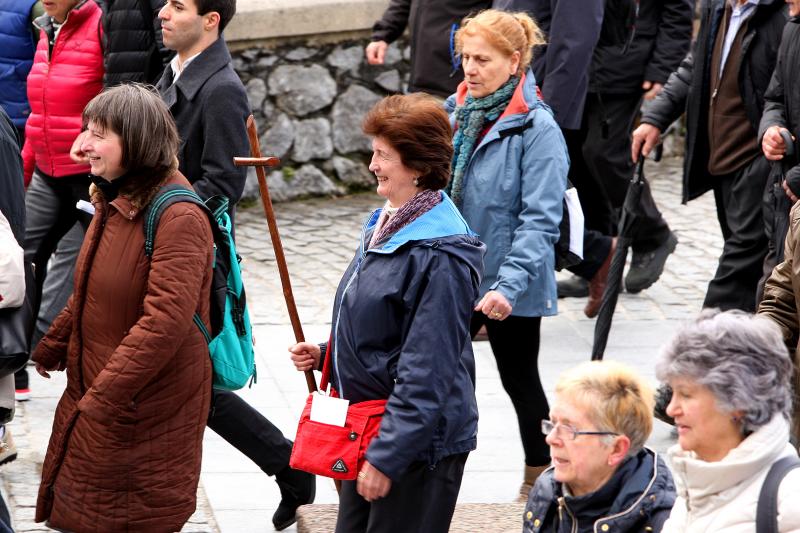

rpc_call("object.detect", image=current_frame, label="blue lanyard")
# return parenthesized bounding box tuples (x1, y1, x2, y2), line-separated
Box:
(449, 23, 461, 78)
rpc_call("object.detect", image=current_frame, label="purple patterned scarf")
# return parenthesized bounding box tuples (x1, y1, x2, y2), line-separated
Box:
(370, 189, 441, 247)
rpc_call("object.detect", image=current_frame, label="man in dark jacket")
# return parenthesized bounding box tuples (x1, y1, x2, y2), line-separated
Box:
(366, 0, 491, 98)
(758, 7, 800, 298)
(493, 0, 605, 130)
(572, 0, 693, 295)
(633, 0, 788, 312)
(155, 1, 314, 530)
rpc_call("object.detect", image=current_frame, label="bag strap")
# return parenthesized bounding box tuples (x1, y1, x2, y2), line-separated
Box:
(756, 455, 800, 533)
(143, 184, 207, 258)
(318, 336, 333, 393)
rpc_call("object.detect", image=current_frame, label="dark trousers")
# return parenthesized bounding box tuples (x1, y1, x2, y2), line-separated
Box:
(569, 93, 671, 247)
(704, 155, 770, 312)
(563, 93, 671, 281)
(207, 389, 293, 475)
(19, 172, 92, 390)
(335, 452, 468, 533)
(470, 314, 549, 467)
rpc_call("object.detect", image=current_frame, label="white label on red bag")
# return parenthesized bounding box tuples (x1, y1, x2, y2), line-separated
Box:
(310, 393, 349, 427)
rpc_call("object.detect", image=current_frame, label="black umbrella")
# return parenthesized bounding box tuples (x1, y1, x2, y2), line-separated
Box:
(591, 154, 650, 361)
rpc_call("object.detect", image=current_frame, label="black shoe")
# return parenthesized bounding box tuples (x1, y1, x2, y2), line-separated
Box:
(557, 275, 589, 298)
(272, 466, 316, 531)
(625, 232, 678, 293)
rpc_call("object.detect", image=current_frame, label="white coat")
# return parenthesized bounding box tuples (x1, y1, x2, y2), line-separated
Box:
(662, 415, 800, 533)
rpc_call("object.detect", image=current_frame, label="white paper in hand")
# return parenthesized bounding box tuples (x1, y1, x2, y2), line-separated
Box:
(310, 392, 349, 427)
(76, 200, 95, 216)
(564, 187, 584, 260)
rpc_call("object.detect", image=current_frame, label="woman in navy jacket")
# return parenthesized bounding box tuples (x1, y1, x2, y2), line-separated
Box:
(290, 94, 484, 533)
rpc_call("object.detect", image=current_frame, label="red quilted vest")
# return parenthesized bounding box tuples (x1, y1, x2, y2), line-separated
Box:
(22, 1, 103, 182)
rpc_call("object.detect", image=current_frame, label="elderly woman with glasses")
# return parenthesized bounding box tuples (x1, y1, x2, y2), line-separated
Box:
(657, 309, 800, 533)
(523, 361, 675, 533)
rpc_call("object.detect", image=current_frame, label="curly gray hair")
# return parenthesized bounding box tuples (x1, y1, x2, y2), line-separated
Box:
(655, 309, 793, 434)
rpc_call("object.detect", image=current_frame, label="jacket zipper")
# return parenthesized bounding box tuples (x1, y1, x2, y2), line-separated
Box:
(557, 496, 578, 533)
(332, 213, 376, 397)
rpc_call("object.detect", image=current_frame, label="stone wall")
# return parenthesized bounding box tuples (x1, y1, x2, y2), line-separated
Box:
(234, 37, 410, 203)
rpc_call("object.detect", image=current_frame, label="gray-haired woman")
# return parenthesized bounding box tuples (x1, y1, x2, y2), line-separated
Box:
(657, 309, 800, 532)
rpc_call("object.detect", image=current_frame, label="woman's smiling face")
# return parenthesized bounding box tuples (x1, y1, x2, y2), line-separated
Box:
(368, 136, 420, 208)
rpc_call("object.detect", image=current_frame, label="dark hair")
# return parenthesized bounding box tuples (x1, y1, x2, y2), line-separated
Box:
(196, 0, 236, 33)
(362, 93, 453, 191)
(82, 83, 179, 181)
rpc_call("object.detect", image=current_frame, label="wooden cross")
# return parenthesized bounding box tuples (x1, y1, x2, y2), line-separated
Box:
(234, 115, 317, 393)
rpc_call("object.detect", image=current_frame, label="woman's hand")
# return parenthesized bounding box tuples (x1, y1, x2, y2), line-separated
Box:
(35, 360, 66, 379)
(357, 460, 392, 502)
(289, 342, 321, 372)
(475, 290, 512, 321)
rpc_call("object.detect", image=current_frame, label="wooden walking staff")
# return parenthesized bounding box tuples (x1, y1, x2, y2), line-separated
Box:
(234, 115, 318, 393)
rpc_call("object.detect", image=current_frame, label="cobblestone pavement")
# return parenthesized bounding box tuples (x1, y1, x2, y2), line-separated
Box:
(3, 156, 722, 532)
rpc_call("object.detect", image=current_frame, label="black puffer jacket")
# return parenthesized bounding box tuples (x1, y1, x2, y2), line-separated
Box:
(523, 448, 676, 533)
(0, 107, 24, 243)
(371, 0, 491, 97)
(640, 0, 787, 203)
(320, 194, 484, 481)
(97, 0, 172, 86)
(589, 0, 694, 94)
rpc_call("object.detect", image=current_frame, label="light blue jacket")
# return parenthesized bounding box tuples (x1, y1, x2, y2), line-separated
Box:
(445, 73, 569, 317)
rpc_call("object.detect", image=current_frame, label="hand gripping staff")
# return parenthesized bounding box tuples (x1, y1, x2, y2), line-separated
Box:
(234, 115, 318, 393)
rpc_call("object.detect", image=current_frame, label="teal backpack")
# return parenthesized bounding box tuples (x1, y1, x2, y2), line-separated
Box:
(143, 184, 256, 390)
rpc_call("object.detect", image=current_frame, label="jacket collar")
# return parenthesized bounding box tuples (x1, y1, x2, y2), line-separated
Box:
(363, 192, 475, 255)
(668, 414, 792, 502)
(33, 0, 91, 35)
(158, 36, 232, 107)
(528, 448, 669, 528)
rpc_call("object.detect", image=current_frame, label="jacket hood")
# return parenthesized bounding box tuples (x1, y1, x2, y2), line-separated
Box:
(668, 414, 793, 501)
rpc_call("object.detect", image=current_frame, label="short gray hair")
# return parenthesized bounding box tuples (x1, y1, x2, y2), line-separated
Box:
(656, 309, 793, 434)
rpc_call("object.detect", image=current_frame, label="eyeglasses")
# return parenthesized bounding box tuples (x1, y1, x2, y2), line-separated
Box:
(541, 420, 620, 440)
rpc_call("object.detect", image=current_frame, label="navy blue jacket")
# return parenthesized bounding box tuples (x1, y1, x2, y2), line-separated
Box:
(523, 448, 676, 533)
(0, 107, 24, 244)
(492, 0, 604, 130)
(321, 193, 484, 481)
(0, 0, 37, 130)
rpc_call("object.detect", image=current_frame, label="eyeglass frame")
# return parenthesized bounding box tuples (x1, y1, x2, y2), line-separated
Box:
(540, 419, 620, 440)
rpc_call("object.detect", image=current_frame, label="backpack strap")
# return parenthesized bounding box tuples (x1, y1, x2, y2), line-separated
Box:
(143, 184, 207, 258)
(756, 455, 800, 533)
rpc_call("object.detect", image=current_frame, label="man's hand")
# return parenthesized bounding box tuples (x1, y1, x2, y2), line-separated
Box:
(365, 41, 389, 65)
(762, 126, 792, 161)
(475, 290, 512, 321)
(70, 130, 89, 164)
(631, 123, 661, 162)
(357, 460, 392, 502)
(642, 81, 664, 101)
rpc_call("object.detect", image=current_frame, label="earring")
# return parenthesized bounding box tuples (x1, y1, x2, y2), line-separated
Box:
(413, 177, 420, 186)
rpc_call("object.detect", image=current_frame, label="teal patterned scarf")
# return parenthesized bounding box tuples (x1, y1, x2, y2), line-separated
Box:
(447, 76, 520, 208)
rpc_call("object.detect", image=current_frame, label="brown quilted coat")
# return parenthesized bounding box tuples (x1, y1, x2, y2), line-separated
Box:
(32, 171, 214, 532)
(759, 201, 800, 443)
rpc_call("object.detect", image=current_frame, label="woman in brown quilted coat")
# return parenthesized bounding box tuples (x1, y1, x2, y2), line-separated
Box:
(32, 84, 214, 532)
